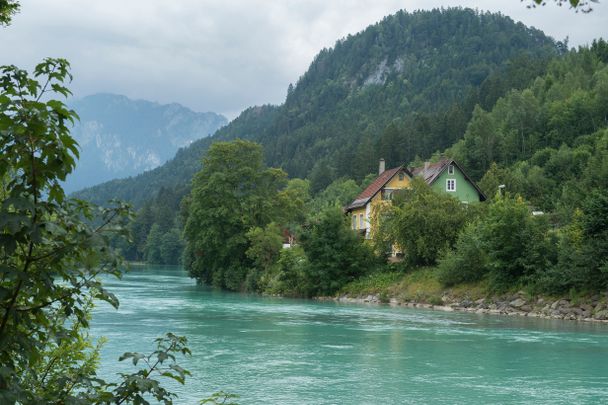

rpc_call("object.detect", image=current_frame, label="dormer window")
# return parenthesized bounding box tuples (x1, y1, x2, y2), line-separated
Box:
(382, 189, 394, 200)
(447, 179, 456, 192)
(448, 164, 454, 175)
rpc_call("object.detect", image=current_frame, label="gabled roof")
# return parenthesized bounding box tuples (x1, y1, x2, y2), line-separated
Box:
(346, 166, 412, 211)
(410, 158, 486, 201)
(410, 159, 451, 184)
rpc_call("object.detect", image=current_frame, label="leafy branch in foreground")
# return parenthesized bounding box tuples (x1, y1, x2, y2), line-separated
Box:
(0, 0, 20, 26)
(0, 58, 195, 403)
(105, 333, 192, 404)
(200, 391, 240, 405)
(524, 0, 599, 13)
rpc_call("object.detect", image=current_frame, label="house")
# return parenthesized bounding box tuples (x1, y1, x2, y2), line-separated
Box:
(345, 158, 485, 240)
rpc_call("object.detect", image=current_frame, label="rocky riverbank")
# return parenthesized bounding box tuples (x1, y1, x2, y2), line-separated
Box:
(318, 290, 608, 323)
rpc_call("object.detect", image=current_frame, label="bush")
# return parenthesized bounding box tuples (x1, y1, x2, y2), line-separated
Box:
(300, 207, 381, 296)
(245, 223, 284, 291)
(263, 246, 309, 297)
(389, 178, 471, 266)
(437, 221, 489, 286)
(480, 195, 555, 291)
(538, 190, 608, 293)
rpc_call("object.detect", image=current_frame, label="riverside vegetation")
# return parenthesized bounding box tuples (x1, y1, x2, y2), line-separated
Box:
(154, 38, 607, 317)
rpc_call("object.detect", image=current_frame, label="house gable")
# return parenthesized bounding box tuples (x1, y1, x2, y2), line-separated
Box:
(411, 159, 486, 203)
(345, 166, 412, 212)
(346, 166, 412, 237)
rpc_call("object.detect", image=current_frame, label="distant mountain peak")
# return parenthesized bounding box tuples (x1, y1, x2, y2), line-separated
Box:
(64, 93, 227, 193)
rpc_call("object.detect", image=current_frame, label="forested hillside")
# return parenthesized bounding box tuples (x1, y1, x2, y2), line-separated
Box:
(75, 8, 558, 206)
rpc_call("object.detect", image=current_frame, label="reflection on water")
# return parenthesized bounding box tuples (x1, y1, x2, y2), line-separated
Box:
(91, 265, 608, 404)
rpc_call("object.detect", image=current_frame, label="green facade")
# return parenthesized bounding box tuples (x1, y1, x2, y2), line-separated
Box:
(430, 165, 482, 203)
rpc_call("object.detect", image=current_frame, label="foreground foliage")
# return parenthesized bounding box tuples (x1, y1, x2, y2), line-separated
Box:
(0, 58, 192, 403)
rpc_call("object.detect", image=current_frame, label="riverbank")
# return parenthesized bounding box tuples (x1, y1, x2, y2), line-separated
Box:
(318, 269, 608, 323)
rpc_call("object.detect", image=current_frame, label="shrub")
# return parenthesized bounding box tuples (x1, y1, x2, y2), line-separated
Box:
(480, 195, 554, 291)
(300, 207, 381, 296)
(437, 221, 489, 286)
(264, 246, 309, 297)
(389, 178, 471, 266)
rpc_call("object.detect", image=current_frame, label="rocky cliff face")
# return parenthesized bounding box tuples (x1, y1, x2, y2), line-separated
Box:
(64, 93, 227, 193)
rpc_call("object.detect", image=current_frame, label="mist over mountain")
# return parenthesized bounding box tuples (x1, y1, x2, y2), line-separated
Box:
(75, 8, 558, 206)
(64, 93, 227, 192)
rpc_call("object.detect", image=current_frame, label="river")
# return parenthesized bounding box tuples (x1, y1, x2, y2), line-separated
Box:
(90, 265, 608, 404)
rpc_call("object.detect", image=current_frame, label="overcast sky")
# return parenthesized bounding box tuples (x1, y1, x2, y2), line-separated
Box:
(1, 0, 606, 119)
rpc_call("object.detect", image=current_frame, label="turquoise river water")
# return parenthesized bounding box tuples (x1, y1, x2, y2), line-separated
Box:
(91, 265, 608, 404)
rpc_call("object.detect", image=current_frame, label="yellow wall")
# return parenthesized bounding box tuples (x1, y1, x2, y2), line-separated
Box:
(349, 171, 412, 250)
(350, 207, 367, 230)
(368, 172, 411, 213)
(385, 173, 411, 190)
(366, 171, 411, 254)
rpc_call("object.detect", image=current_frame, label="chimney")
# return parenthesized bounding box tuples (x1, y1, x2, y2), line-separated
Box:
(379, 158, 386, 175)
(424, 161, 430, 172)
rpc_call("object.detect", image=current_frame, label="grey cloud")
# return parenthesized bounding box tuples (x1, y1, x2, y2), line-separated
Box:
(1, 0, 606, 119)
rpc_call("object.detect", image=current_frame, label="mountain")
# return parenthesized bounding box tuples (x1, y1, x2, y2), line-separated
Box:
(64, 93, 227, 192)
(74, 8, 558, 206)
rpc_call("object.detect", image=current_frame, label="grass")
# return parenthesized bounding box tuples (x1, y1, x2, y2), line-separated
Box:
(391, 267, 444, 303)
(341, 266, 605, 310)
(340, 266, 490, 305)
(339, 272, 404, 297)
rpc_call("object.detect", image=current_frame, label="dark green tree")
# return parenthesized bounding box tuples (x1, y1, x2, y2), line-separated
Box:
(387, 178, 471, 266)
(160, 228, 184, 265)
(300, 207, 379, 296)
(480, 195, 554, 290)
(144, 223, 164, 264)
(183, 139, 288, 290)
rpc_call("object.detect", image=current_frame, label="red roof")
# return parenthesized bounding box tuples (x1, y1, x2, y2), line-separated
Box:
(346, 167, 406, 210)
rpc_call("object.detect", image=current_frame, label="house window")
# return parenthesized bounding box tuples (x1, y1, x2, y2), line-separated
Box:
(359, 214, 364, 229)
(447, 179, 456, 192)
(399, 172, 405, 181)
(448, 164, 454, 175)
(352, 215, 357, 229)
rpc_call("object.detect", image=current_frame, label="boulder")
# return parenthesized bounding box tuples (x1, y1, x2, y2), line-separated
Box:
(461, 299, 473, 308)
(509, 298, 527, 308)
